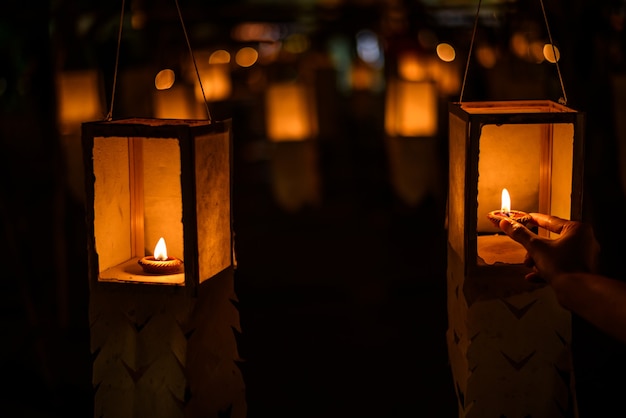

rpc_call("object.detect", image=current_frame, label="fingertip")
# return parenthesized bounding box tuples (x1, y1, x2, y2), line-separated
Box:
(498, 217, 534, 249)
(498, 217, 515, 234)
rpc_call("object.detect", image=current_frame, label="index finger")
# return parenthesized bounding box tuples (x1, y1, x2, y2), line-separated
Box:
(528, 213, 570, 234)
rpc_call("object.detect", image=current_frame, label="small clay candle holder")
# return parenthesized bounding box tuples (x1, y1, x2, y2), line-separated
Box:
(487, 210, 532, 227)
(138, 256, 183, 275)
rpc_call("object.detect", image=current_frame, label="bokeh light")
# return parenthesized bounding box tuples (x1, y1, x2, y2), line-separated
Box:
(543, 44, 561, 63)
(356, 29, 383, 68)
(436, 43, 455, 62)
(154, 69, 176, 90)
(235, 47, 259, 67)
(209, 50, 231, 65)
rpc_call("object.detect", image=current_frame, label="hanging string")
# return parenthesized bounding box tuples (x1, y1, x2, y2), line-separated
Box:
(105, 0, 212, 121)
(174, 0, 212, 121)
(539, 0, 568, 104)
(105, 0, 126, 121)
(459, 0, 482, 103)
(459, 0, 569, 105)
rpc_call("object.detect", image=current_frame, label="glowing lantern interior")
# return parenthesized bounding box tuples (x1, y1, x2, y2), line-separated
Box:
(85, 118, 233, 286)
(448, 100, 582, 267)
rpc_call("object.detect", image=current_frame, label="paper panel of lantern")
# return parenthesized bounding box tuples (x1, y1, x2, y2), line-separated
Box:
(82, 118, 233, 289)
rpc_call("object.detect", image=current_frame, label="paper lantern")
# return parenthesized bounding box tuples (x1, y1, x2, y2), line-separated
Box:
(446, 100, 584, 417)
(194, 64, 232, 103)
(397, 51, 430, 81)
(265, 81, 318, 142)
(82, 118, 233, 289)
(428, 58, 461, 96)
(263, 81, 321, 211)
(56, 70, 107, 201)
(384, 77, 441, 207)
(56, 70, 105, 134)
(384, 78, 438, 137)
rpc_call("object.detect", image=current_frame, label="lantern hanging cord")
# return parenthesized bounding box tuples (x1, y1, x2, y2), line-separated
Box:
(459, 0, 482, 103)
(105, 0, 126, 121)
(174, 0, 212, 121)
(539, 0, 568, 105)
(105, 0, 212, 121)
(460, 0, 568, 105)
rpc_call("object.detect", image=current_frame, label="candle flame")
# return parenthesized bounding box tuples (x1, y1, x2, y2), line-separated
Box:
(153, 237, 168, 260)
(501, 188, 511, 215)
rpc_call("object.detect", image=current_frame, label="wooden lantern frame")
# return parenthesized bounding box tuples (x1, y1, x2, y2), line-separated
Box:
(82, 118, 234, 292)
(448, 99, 584, 276)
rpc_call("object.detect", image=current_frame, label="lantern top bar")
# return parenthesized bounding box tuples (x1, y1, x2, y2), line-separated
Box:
(82, 117, 228, 138)
(450, 100, 578, 115)
(449, 100, 582, 125)
(85, 117, 213, 126)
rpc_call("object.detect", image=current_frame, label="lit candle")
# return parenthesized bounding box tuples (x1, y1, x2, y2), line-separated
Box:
(487, 188, 531, 226)
(138, 237, 183, 274)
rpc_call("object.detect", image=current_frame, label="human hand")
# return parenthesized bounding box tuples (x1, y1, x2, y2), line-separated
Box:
(498, 213, 600, 283)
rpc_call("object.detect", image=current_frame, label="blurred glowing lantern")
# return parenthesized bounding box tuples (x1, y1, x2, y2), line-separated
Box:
(195, 64, 232, 102)
(384, 76, 441, 207)
(56, 70, 105, 134)
(82, 118, 234, 287)
(264, 81, 320, 211)
(446, 99, 584, 417)
(429, 58, 461, 96)
(398, 51, 429, 81)
(384, 77, 438, 137)
(56, 69, 106, 201)
(265, 81, 318, 142)
(181, 50, 232, 103)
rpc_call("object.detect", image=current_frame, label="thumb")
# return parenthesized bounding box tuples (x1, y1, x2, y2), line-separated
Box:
(498, 218, 535, 251)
